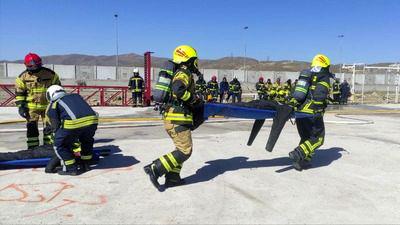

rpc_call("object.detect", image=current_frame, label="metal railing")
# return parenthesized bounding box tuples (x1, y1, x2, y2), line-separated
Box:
(0, 84, 133, 107)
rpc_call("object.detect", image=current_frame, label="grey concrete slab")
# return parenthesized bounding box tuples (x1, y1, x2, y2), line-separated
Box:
(0, 111, 399, 224)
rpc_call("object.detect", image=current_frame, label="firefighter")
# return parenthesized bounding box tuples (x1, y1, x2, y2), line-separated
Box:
(128, 68, 144, 107)
(219, 77, 229, 103)
(273, 78, 286, 102)
(206, 75, 219, 102)
(255, 77, 267, 100)
(265, 78, 273, 100)
(15, 53, 61, 149)
(283, 79, 293, 102)
(46, 85, 98, 175)
(331, 78, 341, 104)
(144, 45, 204, 190)
(195, 74, 207, 101)
(340, 79, 351, 104)
(288, 54, 335, 171)
(228, 77, 242, 103)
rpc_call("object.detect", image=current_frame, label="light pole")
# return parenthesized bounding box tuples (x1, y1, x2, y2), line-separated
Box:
(243, 26, 248, 77)
(337, 34, 344, 78)
(114, 14, 119, 75)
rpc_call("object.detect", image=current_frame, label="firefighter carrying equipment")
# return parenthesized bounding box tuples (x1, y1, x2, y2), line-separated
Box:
(145, 45, 203, 191)
(288, 54, 333, 170)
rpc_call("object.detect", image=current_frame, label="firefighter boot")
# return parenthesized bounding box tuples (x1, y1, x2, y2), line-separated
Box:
(45, 156, 61, 174)
(79, 161, 91, 173)
(143, 163, 162, 191)
(289, 147, 309, 171)
(165, 172, 185, 188)
(57, 164, 79, 176)
(292, 159, 312, 171)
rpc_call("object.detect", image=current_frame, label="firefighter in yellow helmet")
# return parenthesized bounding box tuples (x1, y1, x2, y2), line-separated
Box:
(15, 53, 61, 149)
(144, 45, 203, 190)
(288, 54, 334, 171)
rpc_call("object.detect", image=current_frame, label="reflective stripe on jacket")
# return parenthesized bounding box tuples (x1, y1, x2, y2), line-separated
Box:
(47, 93, 98, 130)
(15, 67, 61, 109)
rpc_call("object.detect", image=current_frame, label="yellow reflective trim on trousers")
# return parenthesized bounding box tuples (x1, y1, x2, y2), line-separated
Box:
(319, 81, 330, 89)
(28, 141, 39, 147)
(181, 91, 191, 101)
(305, 141, 314, 153)
(28, 137, 39, 141)
(27, 103, 48, 110)
(174, 72, 189, 86)
(159, 156, 172, 172)
(73, 146, 81, 153)
(171, 168, 181, 173)
(300, 144, 309, 155)
(81, 155, 93, 160)
(166, 153, 179, 167)
(65, 159, 75, 166)
(312, 137, 323, 150)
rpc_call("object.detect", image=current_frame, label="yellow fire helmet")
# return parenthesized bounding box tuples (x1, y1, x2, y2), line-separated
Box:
(172, 45, 198, 64)
(311, 54, 330, 68)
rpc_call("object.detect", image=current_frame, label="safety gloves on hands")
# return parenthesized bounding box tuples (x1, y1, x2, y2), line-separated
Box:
(18, 105, 29, 119)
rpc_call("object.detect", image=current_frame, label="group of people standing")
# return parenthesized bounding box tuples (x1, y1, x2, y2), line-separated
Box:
(331, 78, 351, 104)
(255, 77, 296, 103)
(195, 76, 242, 103)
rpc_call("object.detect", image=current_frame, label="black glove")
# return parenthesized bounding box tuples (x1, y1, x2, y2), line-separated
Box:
(18, 106, 29, 119)
(191, 100, 205, 131)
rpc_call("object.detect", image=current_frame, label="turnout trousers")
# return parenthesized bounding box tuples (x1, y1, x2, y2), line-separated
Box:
(26, 109, 52, 149)
(132, 91, 143, 106)
(53, 124, 97, 170)
(295, 114, 325, 160)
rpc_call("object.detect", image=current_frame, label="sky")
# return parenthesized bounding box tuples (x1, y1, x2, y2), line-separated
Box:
(0, 0, 399, 63)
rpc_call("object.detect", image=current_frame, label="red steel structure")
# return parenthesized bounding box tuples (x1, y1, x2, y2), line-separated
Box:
(143, 51, 153, 106)
(1, 53, 154, 107)
(0, 84, 134, 107)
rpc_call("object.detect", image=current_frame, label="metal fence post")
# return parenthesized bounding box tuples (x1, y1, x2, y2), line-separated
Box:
(386, 86, 390, 104)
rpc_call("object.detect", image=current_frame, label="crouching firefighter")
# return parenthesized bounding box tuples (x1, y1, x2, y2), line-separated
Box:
(288, 54, 334, 171)
(144, 45, 204, 190)
(45, 85, 99, 175)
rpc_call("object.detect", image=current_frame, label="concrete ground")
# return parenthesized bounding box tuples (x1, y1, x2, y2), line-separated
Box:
(0, 105, 399, 224)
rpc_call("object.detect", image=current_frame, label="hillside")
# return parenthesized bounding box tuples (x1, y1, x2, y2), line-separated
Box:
(2, 53, 396, 72)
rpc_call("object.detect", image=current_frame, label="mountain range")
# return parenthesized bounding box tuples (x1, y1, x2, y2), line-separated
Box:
(1, 53, 396, 72)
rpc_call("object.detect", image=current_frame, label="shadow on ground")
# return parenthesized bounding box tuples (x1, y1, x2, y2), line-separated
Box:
(183, 147, 346, 186)
(92, 145, 140, 170)
(94, 138, 115, 144)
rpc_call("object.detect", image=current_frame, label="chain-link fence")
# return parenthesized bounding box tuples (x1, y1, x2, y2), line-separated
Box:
(341, 64, 400, 104)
